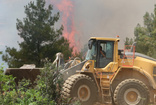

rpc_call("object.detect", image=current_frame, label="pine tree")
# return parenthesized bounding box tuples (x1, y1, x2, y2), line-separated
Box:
(3, 0, 72, 67)
(133, 4, 156, 58)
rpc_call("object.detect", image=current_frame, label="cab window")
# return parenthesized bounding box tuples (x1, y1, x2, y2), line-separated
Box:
(97, 41, 114, 68)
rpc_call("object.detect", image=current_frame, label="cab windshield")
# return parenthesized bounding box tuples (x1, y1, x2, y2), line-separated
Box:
(85, 40, 97, 60)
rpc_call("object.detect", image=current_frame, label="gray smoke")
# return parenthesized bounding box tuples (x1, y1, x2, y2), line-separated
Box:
(73, 0, 156, 49)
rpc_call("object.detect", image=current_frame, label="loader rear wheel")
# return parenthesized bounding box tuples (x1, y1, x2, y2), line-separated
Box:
(113, 79, 149, 105)
(62, 74, 98, 105)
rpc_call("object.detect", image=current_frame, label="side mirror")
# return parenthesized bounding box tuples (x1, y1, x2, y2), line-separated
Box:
(88, 40, 93, 49)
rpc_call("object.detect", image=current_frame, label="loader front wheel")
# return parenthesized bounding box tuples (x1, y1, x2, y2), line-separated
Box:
(62, 74, 98, 105)
(113, 79, 149, 105)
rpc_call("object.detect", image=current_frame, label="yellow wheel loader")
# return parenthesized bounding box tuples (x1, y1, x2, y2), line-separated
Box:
(5, 37, 156, 105)
(61, 37, 156, 105)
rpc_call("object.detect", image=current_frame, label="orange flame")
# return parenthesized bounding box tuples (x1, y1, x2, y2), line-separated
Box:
(50, 0, 80, 54)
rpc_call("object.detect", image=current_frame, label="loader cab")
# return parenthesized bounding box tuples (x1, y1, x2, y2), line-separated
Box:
(86, 38, 117, 68)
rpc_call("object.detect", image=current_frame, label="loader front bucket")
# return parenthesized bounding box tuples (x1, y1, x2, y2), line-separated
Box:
(60, 60, 87, 81)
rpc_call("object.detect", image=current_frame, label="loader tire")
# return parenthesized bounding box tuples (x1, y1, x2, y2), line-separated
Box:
(113, 79, 149, 105)
(61, 74, 98, 105)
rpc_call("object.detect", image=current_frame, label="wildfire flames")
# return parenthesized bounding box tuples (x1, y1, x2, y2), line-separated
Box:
(50, 0, 80, 54)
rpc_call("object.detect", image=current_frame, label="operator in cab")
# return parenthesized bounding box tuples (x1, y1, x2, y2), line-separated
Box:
(100, 46, 106, 58)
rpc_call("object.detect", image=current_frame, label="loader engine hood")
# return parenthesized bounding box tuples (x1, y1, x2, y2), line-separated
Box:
(125, 52, 156, 62)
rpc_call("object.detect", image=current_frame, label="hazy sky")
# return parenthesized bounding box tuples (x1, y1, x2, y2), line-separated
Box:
(0, 0, 156, 68)
(73, 0, 156, 48)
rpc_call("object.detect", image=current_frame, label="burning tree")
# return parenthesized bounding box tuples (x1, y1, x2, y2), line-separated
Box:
(3, 0, 73, 67)
(51, 0, 81, 54)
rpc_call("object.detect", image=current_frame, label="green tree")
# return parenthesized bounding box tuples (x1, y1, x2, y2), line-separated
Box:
(3, 0, 72, 68)
(124, 37, 134, 46)
(134, 4, 156, 58)
(124, 37, 134, 49)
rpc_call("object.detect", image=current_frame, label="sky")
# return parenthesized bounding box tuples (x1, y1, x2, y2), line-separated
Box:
(0, 0, 156, 69)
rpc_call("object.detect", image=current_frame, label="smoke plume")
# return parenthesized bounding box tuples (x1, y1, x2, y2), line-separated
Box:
(50, 0, 156, 50)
